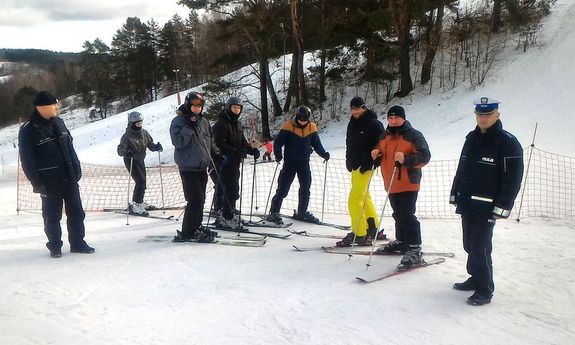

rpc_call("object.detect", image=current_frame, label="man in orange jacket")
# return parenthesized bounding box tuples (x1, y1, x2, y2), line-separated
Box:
(370, 105, 430, 268)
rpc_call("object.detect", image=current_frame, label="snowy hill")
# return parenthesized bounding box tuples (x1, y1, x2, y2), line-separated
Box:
(1, 1, 574, 344)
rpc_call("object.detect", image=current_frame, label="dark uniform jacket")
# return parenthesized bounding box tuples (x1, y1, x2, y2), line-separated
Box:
(274, 117, 328, 163)
(19, 110, 81, 193)
(212, 109, 255, 165)
(345, 109, 385, 172)
(450, 120, 524, 219)
(170, 104, 220, 172)
(117, 125, 159, 161)
(377, 121, 431, 193)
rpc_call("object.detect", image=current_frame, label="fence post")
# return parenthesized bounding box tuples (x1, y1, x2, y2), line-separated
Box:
(516, 123, 538, 222)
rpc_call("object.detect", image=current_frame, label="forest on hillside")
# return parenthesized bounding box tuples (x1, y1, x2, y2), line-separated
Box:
(0, 0, 554, 134)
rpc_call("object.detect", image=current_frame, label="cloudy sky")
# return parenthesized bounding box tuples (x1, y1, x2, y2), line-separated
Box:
(0, 0, 191, 52)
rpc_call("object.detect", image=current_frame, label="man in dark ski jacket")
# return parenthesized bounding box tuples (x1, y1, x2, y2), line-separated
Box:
(212, 96, 259, 229)
(170, 91, 222, 243)
(265, 106, 330, 225)
(450, 97, 524, 306)
(18, 91, 95, 258)
(337, 97, 385, 247)
(117, 111, 163, 216)
(371, 105, 431, 268)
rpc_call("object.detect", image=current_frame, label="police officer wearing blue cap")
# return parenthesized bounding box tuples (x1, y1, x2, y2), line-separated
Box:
(450, 97, 524, 306)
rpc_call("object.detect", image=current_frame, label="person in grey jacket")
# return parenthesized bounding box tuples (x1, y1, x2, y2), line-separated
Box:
(117, 111, 162, 216)
(170, 91, 222, 243)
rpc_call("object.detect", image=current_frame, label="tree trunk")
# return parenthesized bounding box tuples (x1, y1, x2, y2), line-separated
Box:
(421, 5, 444, 85)
(259, 55, 271, 140)
(265, 62, 282, 117)
(491, 0, 503, 33)
(283, 47, 299, 113)
(291, 0, 307, 105)
(390, 0, 413, 97)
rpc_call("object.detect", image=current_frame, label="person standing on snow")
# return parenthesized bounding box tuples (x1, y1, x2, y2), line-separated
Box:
(450, 97, 523, 306)
(117, 111, 163, 216)
(170, 91, 223, 243)
(212, 96, 260, 229)
(18, 91, 95, 258)
(260, 136, 274, 162)
(370, 105, 431, 268)
(337, 96, 385, 247)
(265, 106, 330, 225)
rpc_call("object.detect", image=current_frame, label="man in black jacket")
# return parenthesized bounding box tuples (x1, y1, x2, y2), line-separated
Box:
(19, 91, 95, 258)
(450, 97, 524, 306)
(338, 97, 385, 247)
(212, 96, 259, 229)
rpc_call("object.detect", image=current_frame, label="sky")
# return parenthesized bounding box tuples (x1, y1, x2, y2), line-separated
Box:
(0, 0, 191, 52)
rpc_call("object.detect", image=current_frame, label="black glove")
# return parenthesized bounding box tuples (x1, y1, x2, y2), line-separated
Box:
(252, 149, 260, 160)
(155, 142, 163, 152)
(322, 152, 330, 161)
(346, 161, 352, 172)
(33, 183, 48, 195)
(275, 154, 282, 163)
(359, 163, 374, 174)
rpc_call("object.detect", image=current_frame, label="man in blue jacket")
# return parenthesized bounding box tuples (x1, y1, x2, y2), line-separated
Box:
(450, 97, 524, 306)
(19, 91, 95, 258)
(265, 106, 330, 225)
(170, 91, 222, 243)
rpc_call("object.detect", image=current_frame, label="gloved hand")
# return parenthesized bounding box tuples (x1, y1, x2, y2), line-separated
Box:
(252, 148, 260, 160)
(346, 161, 352, 172)
(359, 163, 374, 174)
(155, 142, 163, 152)
(321, 152, 330, 161)
(33, 183, 48, 195)
(275, 154, 282, 163)
(449, 195, 457, 206)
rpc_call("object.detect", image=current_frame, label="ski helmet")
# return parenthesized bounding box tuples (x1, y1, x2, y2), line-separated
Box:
(296, 105, 311, 122)
(128, 111, 144, 123)
(226, 96, 243, 115)
(185, 91, 205, 107)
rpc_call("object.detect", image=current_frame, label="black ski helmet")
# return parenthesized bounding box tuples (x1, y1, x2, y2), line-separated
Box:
(226, 96, 243, 115)
(128, 111, 144, 123)
(296, 105, 311, 122)
(185, 91, 205, 107)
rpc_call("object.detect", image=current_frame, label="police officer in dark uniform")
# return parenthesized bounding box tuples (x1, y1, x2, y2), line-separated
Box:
(450, 97, 524, 306)
(19, 91, 95, 258)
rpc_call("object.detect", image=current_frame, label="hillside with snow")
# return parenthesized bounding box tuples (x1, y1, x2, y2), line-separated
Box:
(0, 1, 574, 345)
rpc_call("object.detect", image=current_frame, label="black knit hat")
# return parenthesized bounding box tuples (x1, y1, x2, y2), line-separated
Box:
(33, 91, 58, 106)
(387, 105, 406, 119)
(350, 96, 365, 109)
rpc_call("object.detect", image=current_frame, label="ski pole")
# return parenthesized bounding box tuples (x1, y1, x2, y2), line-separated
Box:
(238, 157, 244, 224)
(249, 156, 257, 222)
(364, 163, 399, 270)
(126, 156, 133, 225)
(321, 159, 328, 222)
(264, 162, 280, 215)
(158, 151, 165, 214)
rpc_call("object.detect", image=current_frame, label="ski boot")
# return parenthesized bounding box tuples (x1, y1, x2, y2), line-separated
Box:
(141, 201, 157, 211)
(398, 246, 423, 269)
(376, 240, 407, 254)
(293, 210, 320, 224)
(265, 213, 284, 225)
(335, 232, 372, 247)
(129, 202, 149, 216)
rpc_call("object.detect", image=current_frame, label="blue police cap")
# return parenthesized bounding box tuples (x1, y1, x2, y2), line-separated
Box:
(474, 97, 500, 115)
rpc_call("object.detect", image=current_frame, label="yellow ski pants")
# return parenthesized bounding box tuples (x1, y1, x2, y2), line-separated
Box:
(348, 168, 379, 236)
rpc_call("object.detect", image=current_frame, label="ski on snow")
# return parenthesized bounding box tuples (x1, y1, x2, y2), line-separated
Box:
(355, 257, 446, 283)
(321, 247, 455, 258)
(108, 210, 176, 221)
(206, 224, 291, 239)
(139, 234, 266, 247)
(287, 229, 345, 239)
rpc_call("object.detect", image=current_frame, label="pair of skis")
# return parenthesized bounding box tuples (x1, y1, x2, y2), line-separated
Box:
(139, 233, 266, 247)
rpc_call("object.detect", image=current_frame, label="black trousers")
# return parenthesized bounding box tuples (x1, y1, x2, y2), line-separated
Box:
(180, 170, 208, 237)
(216, 162, 241, 219)
(389, 191, 421, 246)
(270, 160, 311, 214)
(209, 168, 223, 212)
(462, 216, 495, 297)
(42, 183, 87, 250)
(124, 157, 146, 203)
